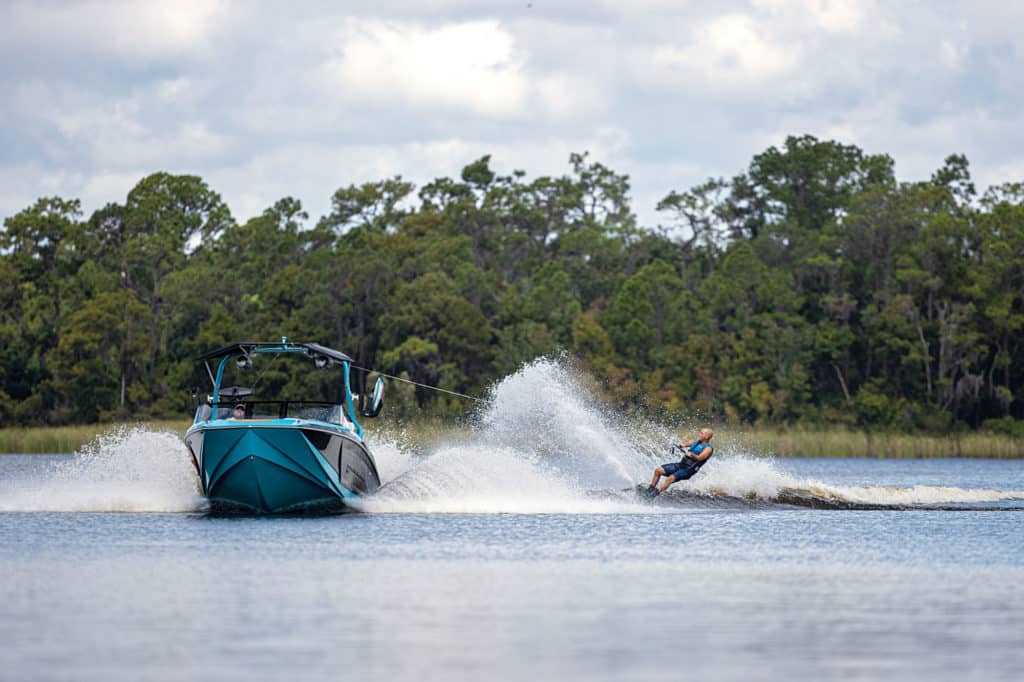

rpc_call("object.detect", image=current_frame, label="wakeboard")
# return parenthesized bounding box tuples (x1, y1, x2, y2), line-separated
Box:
(632, 483, 660, 498)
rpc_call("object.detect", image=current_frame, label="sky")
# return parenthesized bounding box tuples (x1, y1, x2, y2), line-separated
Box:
(2, 0, 1023, 230)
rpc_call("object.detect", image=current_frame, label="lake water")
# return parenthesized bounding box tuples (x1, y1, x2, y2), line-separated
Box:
(2, 362, 1023, 681)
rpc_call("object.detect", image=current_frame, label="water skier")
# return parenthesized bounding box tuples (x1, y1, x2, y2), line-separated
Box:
(647, 427, 714, 495)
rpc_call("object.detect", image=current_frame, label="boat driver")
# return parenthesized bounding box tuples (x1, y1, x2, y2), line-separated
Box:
(647, 428, 714, 495)
(232, 404, 246, 419)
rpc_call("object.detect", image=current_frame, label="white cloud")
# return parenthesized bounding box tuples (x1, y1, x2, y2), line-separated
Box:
(805, 0, 865, 32)
(5, 0, 229, 61)
(650, 13, 801, 90)
(754, 0, 870, 33)
(939, 40, 968, 71)
(36, 86, 230, 171)
(156, 78, 194, 101)
(325, 19, 530, 118)
(535, 73, 605, 120)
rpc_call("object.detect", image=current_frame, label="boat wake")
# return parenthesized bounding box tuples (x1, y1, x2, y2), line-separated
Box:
(3, 359, 1022, 514)
(626, 456, 1024, 510)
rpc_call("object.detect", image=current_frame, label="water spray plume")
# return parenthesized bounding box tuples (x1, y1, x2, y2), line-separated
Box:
(0, 426, 205, 513)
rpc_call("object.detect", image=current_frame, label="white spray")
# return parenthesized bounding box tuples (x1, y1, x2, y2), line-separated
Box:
(359, 358, 711, 513)
(0, 426, 205, 513)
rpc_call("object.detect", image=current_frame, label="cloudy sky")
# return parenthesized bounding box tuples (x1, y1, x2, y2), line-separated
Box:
(2, 0, 1023, 229)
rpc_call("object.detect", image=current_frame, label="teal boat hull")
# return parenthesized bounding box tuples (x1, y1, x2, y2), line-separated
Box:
(185, 421, 380, 513)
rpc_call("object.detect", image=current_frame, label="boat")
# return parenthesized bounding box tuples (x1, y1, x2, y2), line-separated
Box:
(183, 338, 385, 513)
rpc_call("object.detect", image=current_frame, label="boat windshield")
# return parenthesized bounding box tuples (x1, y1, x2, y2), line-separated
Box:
(209, 400, 354, 427)
(292, 403, 349, 425)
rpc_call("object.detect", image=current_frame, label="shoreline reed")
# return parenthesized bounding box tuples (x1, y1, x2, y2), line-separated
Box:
(722, 428, 1024, 458)
(0, 421, 191, 455)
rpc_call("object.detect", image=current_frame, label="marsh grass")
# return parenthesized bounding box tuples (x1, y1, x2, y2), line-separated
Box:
(0, 420, 191, 454)
(725, 428, 1024, 458)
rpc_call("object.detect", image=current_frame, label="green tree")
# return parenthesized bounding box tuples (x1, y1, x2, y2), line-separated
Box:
(605, 260, 686, 365)
(970, 184, 1024, 418)
(120, 173, 233, 412)
(48, 290, 150, 422)
(0, 197, 82, 422)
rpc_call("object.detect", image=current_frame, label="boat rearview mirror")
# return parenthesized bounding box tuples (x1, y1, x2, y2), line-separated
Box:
(361, 376, 385, 418)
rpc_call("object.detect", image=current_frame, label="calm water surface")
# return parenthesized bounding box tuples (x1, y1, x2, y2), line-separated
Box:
(1, 451, 1022, 682)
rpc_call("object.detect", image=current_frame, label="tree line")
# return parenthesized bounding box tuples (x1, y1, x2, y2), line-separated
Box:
(2, 135, 1022, 433)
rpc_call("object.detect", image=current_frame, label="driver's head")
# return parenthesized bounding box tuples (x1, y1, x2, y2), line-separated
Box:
(233, 404, 245, 417)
